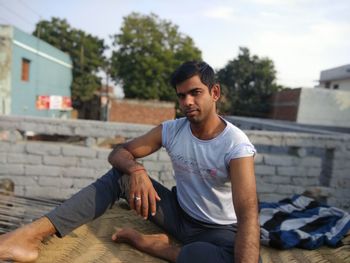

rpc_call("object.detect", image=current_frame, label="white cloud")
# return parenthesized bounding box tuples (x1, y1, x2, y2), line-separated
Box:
(250, 0, 309, 6)
(309, 21, 350, 47)
(259, 11, 283, 19)
(202, 6, 234, 21)
(249, 19, 350, 87)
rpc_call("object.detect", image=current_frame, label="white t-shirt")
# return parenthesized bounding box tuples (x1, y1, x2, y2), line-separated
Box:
(162, 117, 256, 225)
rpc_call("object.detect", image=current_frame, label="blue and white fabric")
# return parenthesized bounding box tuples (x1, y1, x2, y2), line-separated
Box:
(259, 195, 350, 249)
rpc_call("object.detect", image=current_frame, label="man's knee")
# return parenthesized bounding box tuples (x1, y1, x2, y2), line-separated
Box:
(176, 242, 232, 263)
(91, 168, 127, 203)
(93, 168, 118, 188)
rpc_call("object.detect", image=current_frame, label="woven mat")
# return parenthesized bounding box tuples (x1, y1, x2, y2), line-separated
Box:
(261, 235, 350, 263)
(32, 202, 350, 263)
(35, 202, 169, 263)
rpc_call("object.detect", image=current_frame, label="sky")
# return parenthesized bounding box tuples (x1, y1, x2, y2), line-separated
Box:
(0, 0, 349, 89)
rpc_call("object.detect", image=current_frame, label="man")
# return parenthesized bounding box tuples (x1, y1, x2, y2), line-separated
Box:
(0, 61, 260, 262)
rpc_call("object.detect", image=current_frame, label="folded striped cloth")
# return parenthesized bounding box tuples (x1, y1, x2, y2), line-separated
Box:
(259, 195, 350, 249)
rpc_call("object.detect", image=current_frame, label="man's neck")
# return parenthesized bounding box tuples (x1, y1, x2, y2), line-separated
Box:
(190, 114, 226, 140)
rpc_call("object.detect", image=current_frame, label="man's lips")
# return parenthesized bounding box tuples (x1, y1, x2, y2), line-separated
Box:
(185, 109, 199, 116)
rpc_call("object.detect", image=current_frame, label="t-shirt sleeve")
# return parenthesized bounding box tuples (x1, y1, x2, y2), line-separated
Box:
(162, 118, 187, 150)
(161, 118, 185, 149)
(161, 120, 173, 148)
(226, 142, 256, 161)
(224, 128, 257, 165)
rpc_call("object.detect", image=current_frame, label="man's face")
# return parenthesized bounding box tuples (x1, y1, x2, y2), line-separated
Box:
(175, 75, 219, 124)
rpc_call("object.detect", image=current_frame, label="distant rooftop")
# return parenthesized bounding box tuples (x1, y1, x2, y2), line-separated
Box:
(320, 64, 350, 82)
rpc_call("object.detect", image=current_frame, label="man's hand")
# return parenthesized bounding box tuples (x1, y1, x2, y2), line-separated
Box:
(128, 170, 161, 219)
(107, 125, 163, 219)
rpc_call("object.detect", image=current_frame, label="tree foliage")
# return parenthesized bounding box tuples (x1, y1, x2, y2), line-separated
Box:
(217, 47, 283, 117)
(110, 13, 202, 101)
(33, 17, 107, 102)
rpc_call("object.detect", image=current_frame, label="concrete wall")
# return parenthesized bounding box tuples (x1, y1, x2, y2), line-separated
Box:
(0, 26, 13, 115)
(269, 88, 350, 128)
(337, 79, 350, 91)
(0, 115, 349, 212)
(297, 88, 350, 128)
(109, 99, 175, 125)
(326, 79, 350, 91)
(225, 116, 350, 135)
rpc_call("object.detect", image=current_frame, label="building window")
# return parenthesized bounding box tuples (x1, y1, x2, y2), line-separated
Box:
(333, 84, 339, 90)
(21, 58, 30, 82)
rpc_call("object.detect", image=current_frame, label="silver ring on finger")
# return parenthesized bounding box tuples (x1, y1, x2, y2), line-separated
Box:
(134, 196, 141, 202)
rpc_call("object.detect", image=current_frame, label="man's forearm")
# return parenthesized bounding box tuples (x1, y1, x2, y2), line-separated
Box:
(108, 145, 144, 175)
(234, 218, 260, 263)
(108, 144, 161, 219)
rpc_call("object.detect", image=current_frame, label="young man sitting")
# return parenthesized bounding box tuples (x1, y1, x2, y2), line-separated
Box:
(0, 61, 260, 263)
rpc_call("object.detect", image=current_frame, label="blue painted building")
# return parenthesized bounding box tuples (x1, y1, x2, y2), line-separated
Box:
(0, 25, 72, 118)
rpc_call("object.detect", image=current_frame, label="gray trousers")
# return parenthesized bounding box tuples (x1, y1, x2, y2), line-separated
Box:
(46, 168, 257, 263)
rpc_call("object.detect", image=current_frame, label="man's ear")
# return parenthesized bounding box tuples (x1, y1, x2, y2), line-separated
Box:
(211, 84, 221, 102)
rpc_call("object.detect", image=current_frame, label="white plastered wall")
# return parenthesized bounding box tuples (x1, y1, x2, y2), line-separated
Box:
(297, 88, 350, 127)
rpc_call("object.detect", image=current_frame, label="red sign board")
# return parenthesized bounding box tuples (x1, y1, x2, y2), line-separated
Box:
(36, 95, 72, 110)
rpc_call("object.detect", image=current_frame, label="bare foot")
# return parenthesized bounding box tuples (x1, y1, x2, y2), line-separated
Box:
(112, 228, 179, 262)
(0, 227, 41, 262)
(0, 217, 56, 262)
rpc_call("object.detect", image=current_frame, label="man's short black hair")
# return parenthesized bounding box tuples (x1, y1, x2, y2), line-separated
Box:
(170, 61, 216, 91)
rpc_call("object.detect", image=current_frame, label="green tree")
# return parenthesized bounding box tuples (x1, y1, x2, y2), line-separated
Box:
(111, 12, 202, 101)
(33, 18, 107, 103)
(217, 47, 283, 117)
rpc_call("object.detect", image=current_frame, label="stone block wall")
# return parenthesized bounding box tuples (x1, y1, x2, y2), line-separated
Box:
(0, 140, 172, 200)
(247, 131, 350, 210)
(0, 115, 349, 212)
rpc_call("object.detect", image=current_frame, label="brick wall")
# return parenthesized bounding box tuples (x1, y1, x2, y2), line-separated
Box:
(269, 89, 301, 121)
(109, 99, 175, 125)
(0, 115, 349, 212)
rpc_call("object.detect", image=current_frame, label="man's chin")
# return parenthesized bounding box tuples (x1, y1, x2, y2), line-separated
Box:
(186, 115, 201, 123)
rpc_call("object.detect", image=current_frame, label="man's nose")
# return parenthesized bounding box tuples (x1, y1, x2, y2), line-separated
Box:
(183, 95, 194, 106)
